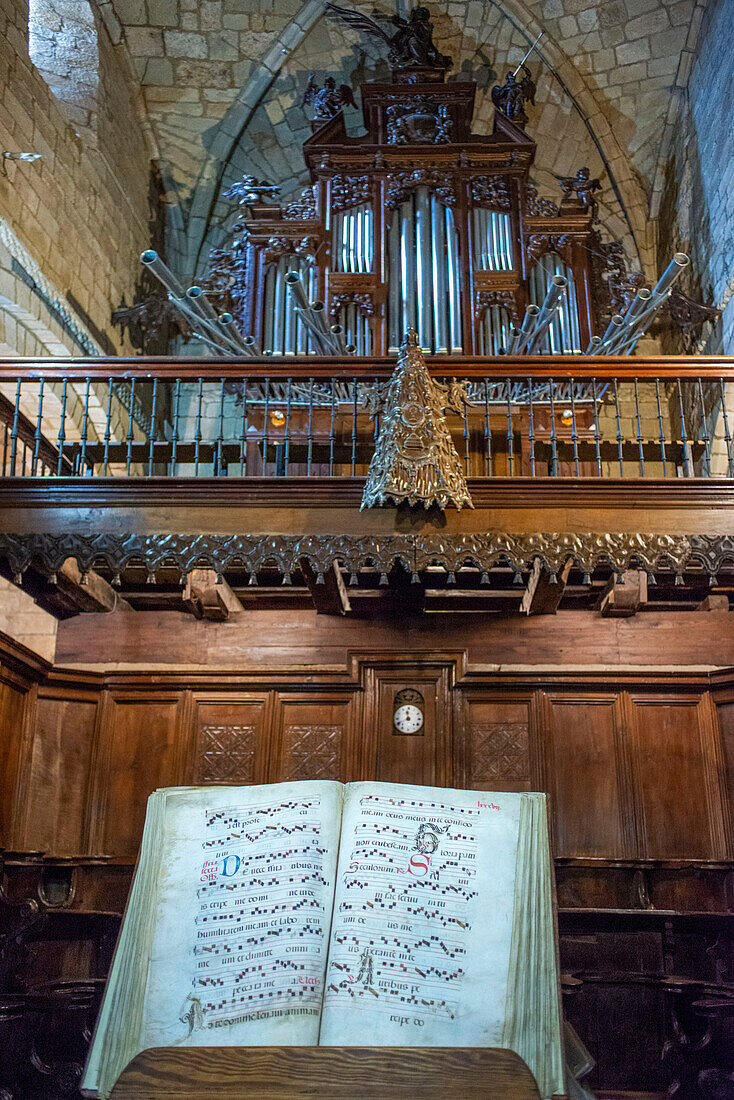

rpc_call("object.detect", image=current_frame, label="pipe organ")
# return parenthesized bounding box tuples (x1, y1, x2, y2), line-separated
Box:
(129, 57, 694, 361)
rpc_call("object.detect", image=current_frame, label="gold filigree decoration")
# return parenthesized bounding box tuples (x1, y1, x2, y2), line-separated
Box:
(360, 329, 473, 512)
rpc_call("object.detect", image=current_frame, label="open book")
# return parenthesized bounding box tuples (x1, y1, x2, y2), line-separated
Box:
(82, 781, 564, 1099)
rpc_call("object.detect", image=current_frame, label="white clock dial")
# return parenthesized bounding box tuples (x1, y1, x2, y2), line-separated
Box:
(393, 703, 424, 733)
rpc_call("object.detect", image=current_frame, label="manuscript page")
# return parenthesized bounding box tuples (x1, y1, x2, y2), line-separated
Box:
(319, 781, 523, 1047)
(141, 781, 342, 1049)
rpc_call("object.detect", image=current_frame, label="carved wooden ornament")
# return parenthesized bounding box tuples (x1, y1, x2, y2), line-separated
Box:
(361, 329, 473, 512)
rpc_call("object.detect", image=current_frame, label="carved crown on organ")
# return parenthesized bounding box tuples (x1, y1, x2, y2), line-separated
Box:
(224, 11, 609, 360)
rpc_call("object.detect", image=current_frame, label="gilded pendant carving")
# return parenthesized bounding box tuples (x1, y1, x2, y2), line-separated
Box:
(360, 329, 473, 511)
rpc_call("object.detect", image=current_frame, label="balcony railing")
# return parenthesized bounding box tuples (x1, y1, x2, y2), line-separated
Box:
(1, 356, 733, 481)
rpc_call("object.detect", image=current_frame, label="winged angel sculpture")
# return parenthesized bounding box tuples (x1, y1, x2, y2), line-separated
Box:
(302, 75, 357, 124)
(324, 4, 452, 74)
(361, 329, 473, 511)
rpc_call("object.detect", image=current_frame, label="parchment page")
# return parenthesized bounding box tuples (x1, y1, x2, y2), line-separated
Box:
(319, 781, 522, 1046)
(141, 780, 342, 1047)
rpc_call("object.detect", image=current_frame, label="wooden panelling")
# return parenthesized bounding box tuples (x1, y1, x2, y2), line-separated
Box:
(628, 695, 728, 860)
(55, 609, 734, 671)
(462, 699, 531, 792)
(546, 696, 634, 859)
(0, 677, 27, 847)
(192, 697, 270, 785)
(273, 697, 352, 783)
(92, 695, 184, 858)
(23, 693, 98, 854)
(716, 700, 734, 831)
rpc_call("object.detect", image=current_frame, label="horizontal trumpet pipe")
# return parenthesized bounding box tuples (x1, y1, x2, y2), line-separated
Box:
(525, 275, 567, 354)
(218, 312, 253, 355)
(605, 288, 653, 353)
(139, 249, 186, 298)
(330, 323, 347, 353)
(514, 305, 540, 354)
(584, 335, 602, 355)
(597, 313, 625, 352)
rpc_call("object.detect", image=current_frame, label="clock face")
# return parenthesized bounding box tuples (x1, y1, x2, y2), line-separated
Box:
(394, 703, 424, 734)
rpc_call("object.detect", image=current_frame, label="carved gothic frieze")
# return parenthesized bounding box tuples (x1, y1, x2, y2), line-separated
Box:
(385, 169, 456, 209)
(282, 186, 318, 221)
(386, 98, 452, 144)
(263, 235, 319, 264)
(474, 289, 520, 321)
(524, 185, 559, 218)
(0, 531, 709, 589)
(526, 232, 574, 266)
(471, 176, 512, 212)
(330, 291, 375, 316)
(330, 175, 372, 213)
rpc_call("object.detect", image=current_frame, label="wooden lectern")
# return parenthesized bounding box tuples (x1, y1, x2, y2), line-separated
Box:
(108, 1046, 543, 1099)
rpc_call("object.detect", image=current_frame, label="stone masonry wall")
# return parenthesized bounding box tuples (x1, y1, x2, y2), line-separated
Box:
(658, 0, 734, 354)
(0, 0, 153, 355)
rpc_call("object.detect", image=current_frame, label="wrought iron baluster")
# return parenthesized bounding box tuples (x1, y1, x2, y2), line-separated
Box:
(80, 377, 91, 476)
(654, 378, 667, 477)
(633, 377, 644, 477)
(548, 377, 558, 477)
(329, 381, 336, 476)
(194, 377, 203, 477)
(56, 377, 68, 475)
(527, 376, 535, 477)
(32, 378, 45, 476)
(613, 378, 624, 477)
(697, 376, 711, 473)
(307, 377, 314, 476)
(262, 378, 270, 475)
(171, 378, 181, 475)
(9, 379, 21, 475)
(569, 377, 579, 477)
(676, 378, 693, 477)
(239, 377, 248, 475)
(719, 378, 734, 476)
(102, 380, 113, 475)
(215, 377, 226, 476)
(125, 378, 136, 475)
(483, 379, 492, 476)
(505, 377, 514, 476)
(284, 378, 292, 475)
(591, 376, 602, 477)
(148, 378, 158, 477)
(352, 377, 358, 476)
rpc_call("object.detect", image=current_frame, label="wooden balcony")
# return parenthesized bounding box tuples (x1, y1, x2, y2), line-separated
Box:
(2, 354, 734, 620)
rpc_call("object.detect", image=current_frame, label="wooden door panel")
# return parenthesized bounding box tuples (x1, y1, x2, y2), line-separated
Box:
(25, 694, 97, 854)
(0, 677, 26, 847)
(193, 699, 269, 785)
(274, 698, 351, 783)
(630, 696, 726, 859)
(100, 697, 182, 857)
(463, 700, 530, 792)
(548, 697, 630, 858)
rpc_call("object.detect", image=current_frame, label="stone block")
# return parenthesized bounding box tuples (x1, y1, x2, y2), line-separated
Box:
(615, 39, 651, 66)
(163, 31, 207, 58)
(147, 0, 179, 26)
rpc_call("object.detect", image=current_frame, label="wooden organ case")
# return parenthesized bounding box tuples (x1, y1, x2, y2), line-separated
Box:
(237, 66, 601, 359)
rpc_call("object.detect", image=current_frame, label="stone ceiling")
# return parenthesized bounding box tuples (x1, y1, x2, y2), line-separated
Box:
(95, 0, 706, 280)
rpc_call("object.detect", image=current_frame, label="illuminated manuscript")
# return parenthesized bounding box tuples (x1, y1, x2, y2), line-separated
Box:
(82, 781, 563, 1100)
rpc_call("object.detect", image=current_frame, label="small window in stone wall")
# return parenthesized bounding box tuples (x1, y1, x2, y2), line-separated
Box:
(28, 0, 99, 138)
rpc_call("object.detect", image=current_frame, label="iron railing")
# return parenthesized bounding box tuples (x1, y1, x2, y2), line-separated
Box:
(1, 356, 733, 481)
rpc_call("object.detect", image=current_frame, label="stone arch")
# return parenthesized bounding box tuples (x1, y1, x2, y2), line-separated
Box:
(182, 0, 652, 279)
(28, 0, 100, 139)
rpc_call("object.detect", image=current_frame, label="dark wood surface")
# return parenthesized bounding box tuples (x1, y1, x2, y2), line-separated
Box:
(107, 1046, 542, 1099)
(2, 353, 734, 381)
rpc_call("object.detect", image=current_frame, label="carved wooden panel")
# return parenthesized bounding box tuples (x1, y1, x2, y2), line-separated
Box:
(24, 694, 98, 854)
(197, 725, 256, 783)
(546, 696, 633, 859)
(715, 699, 734, 838)
(275, 697, 351, 783)
(281, 724, 342, 781)
(363, 665, 452, 788)
(463, 701, 530, 792)
(192, 699, 269, 785)
(97, 696, 183, 858)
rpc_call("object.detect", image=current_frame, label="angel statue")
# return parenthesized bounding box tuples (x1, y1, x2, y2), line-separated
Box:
(302, 75, 357, 126)
(324, 4, 452, 75)
(222, 175, 280, 206)
(555, 166, 602, 221)
(491, 66, 536, 127)
(361, 329, 473, 512)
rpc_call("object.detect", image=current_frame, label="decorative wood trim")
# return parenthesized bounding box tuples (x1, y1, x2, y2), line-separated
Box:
(4, 477, 734, 511)
(614, 692, 643, 859)
(83, 688, 112, 855)
(697, 692, 733, 858)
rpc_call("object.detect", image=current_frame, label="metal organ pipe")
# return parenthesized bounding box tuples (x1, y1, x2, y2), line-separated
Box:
(512, 305, 540, 354)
